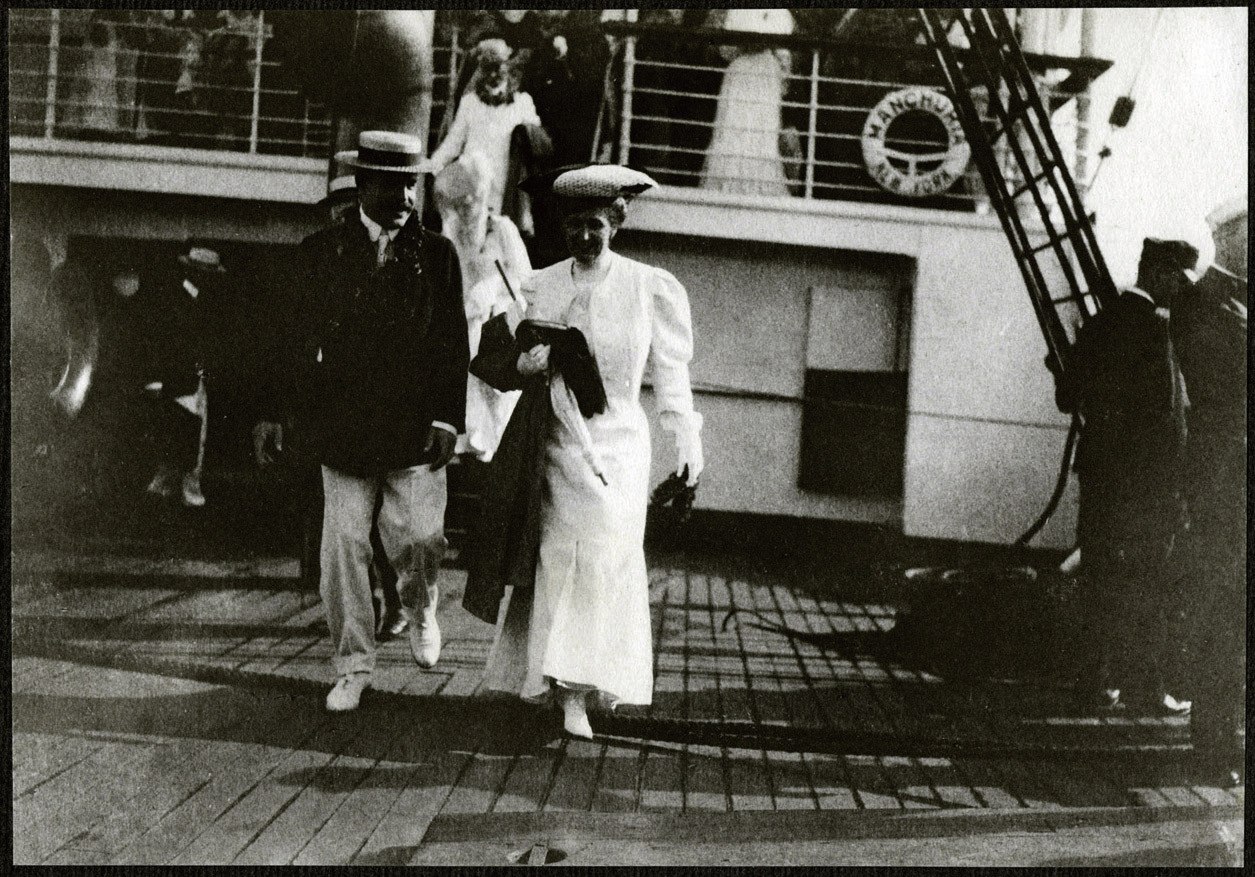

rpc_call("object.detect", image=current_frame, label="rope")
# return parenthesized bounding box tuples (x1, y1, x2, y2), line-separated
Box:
(1085, 8, 1167, 194)
(1014, 413, 1079, 547)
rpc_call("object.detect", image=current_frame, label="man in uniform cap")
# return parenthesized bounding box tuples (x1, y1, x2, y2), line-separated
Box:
(254, 131, 469, 712)
(1169, 249, 1247, 786)
(1054, 237, 1196, 714)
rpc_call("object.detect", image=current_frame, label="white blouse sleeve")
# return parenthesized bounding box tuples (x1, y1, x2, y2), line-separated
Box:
(428, 94, 472, 172)
(516, 91, 542, 129)
(646, 268, 701, 432)
(492, 215, 534, 282)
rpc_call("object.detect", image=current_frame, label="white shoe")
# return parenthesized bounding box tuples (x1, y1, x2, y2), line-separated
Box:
(561, 691, 594, 740)
(181, 473, 206, 508)
(407, 610, 441, 669)
(326, 672, 371, 712)
(146, 464, 179, 498)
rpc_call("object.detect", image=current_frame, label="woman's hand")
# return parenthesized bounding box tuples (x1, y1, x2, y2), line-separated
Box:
(675, 430, 704, 486)
(517, 344, 551, 376)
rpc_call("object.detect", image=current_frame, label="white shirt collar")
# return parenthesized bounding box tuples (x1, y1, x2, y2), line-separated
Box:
(359, 207, 401, 243)
(1124, 286, 1155, 304)
(182, 278, 199, 299)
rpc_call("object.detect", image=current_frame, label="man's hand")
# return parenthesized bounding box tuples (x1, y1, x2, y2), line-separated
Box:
(253, 421, 284, 466)
(424, 426, 456, 471)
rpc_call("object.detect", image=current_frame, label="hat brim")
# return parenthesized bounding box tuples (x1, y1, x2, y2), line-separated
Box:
(335, 150, 426, 175)
(178, 255, 226, 272)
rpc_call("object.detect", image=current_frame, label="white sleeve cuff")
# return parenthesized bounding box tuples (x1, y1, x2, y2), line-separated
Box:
(659, 410, 703, 438)
(432, 421, 458, 436)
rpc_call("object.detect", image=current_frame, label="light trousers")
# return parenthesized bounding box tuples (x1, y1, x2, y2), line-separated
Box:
(320, 463, 447, 676)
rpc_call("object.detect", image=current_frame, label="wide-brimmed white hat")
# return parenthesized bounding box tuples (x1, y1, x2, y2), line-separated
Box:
(335, 130, 426, 174)
(551, 164, 658, 200)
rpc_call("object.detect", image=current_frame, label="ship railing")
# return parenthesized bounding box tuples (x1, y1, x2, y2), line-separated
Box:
(598, 20, 1111, 215)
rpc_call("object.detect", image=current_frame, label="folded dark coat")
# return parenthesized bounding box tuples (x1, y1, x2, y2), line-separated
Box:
(462, 314, 552, 624)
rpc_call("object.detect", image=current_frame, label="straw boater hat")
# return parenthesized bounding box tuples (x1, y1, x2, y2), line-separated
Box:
(179, 245, 225, 273)
(334, 130, 427, 175)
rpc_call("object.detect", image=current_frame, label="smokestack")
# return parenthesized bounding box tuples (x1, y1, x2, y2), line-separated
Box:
(269, 11, 435, 197)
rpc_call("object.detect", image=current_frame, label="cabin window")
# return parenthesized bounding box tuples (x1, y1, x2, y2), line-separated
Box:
(799, 279, 911, 497)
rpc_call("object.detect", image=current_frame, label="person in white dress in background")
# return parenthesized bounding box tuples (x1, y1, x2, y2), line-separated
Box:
(433, 152, 532, 462)
(478, 165, 705, 739)
(423, 38, 542, 217)
(700, 7, 796, 197)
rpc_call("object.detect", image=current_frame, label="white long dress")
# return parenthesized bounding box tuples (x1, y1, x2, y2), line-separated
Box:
(482, 253, 700, 706)
(457, 215, 531, 461)
(428, 91, 542, 216)
(65, 19, 122, 133)
(700, 8, 795, 197)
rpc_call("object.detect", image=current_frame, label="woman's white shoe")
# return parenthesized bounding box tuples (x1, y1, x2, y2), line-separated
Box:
(560, 691, 594, 740)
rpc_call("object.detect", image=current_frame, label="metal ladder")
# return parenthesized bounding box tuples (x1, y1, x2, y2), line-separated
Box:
(917, 9, 1118, 377)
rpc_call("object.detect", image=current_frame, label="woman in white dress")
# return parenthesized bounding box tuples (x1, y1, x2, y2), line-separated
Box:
(479, 165, 705, 738)
(63, 11, 122, 135)
(424, 38, 542, 217)
(433, 152, 532, 461)
(699, 8, 796, 197)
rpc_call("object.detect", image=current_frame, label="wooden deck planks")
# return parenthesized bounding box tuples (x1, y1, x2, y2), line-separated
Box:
(168, 714, 371, 865)
(543, 739, 603, 813)
(591, 741, 644, 813)
(350, 749, 475, 865)
(111, 707, 336, 864)
(493, 741, 564, 814)
(14, 738, 175, 863)
(11, 732, 104, 799)
(11, 542, 1243, 865)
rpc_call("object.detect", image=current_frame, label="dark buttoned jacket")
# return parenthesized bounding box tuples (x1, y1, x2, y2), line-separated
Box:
(267, 211, 468, 477)
(1060, 290, 1188, 572)
(145, 268, 225, 400)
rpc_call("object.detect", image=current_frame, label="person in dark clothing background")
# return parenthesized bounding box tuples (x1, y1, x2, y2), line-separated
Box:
(1170, 258, 1247, 786)
(1054, 238, 1195, 714)
(485, 10, 611, 168)
(143, 244, 227, 508)
(253, 131, 469, 713)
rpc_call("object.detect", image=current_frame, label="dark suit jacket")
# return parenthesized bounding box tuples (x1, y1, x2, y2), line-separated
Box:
(1171, 266, 1247, 433)
(264, 211, 469, 477)
(1060, 290, 1188, 571)
(144, 268, 223, 400)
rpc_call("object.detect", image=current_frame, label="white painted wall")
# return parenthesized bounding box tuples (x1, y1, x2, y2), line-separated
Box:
(624, 190, 1078, 548)
(618, 230, 911, 526)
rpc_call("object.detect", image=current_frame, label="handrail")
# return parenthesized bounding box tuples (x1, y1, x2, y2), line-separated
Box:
(602, 20, 1113, 99)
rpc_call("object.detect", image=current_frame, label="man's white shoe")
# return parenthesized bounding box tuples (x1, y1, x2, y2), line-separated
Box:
(181, 473, 206, 508)
(146, 464, 178, 498)
(326, 672, 371, 712)
(407, 611, 441, 669)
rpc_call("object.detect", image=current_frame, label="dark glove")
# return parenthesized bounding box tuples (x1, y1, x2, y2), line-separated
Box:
(651, 466, 698, 524)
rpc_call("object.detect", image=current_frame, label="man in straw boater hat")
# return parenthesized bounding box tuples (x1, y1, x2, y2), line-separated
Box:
(254, 131, 469, 712)
(144, 242, 227, 509)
